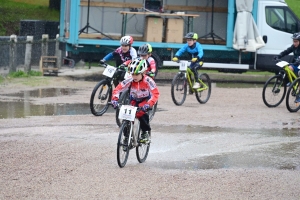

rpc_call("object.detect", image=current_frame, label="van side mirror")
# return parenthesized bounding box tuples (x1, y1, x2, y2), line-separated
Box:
(263, 35, 267, 44)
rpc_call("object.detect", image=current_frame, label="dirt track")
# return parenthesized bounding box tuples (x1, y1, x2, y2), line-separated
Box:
(0, 77, 300, 199)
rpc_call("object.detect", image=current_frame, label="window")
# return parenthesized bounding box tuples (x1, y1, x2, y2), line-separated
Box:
(265, 6, 298, 34)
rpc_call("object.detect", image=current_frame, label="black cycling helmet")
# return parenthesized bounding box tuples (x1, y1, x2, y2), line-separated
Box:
(184, 32, 198, 40)
(138, 43, 152, 55)
(291, 32, 300, 40)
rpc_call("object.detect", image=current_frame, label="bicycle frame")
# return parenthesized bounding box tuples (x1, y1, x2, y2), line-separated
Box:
(281, 65, 298, 91)
(183, 68, 208, 92)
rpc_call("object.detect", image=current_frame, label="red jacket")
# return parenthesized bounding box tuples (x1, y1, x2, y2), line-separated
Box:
(146, 57, 156, 73)
(112, 75, 159, 107)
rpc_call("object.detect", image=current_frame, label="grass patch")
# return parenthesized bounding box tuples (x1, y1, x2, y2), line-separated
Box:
(0, 0, 59, 35)
(4, 76, 51, 87)
(12, 0, 49, 6)
(159, 68, 274, 75)
(285, 0, 300, 18)
(8, 70, 42, 78)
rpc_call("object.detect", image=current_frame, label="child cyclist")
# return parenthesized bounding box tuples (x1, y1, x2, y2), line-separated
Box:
(99, 35, 137, 67)
(274, 32, 300, 102)
(138, 43, 156, 79)
(99, 36, 137, 86)
(274, 32, 300, 75)
(111, 57, 160, 143)
(172, 32, 204, 89)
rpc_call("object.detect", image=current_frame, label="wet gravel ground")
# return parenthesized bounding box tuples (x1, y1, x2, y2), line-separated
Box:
(0, 77, 300, 199)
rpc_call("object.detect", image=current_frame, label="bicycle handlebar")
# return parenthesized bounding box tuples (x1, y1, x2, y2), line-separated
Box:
(108, 102, 153, 111)
(99, 62, 127, 70)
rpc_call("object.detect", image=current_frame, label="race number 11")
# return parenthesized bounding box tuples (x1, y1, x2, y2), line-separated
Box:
(118, 105, 137, 121)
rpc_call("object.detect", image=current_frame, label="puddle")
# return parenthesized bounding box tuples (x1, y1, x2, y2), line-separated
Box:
(0, 101, 118, 119)
(2, 88, 78, 98)
(0, 88, 116, 118)
(148, 125, 300, 171)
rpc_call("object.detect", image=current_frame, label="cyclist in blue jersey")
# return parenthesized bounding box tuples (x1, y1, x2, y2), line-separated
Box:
(172, 32, 204, 89)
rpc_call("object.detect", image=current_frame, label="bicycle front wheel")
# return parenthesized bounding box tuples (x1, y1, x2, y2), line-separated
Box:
(90, 79, 112, 116)
(262, 75, 286, 107)
(171, 73, 187, 106)
(136, 127, 150, 163)
(115, 89, 130, 127)
(117, 121, 131, 168)
(195, 73, 211, 104)
(286, 78, 300, 112)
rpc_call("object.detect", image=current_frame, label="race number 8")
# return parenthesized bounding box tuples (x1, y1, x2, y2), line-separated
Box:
(179, 61, 188, 71)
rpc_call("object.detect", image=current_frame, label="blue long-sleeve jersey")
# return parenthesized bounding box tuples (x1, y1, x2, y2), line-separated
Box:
(175, 42, 204, 59)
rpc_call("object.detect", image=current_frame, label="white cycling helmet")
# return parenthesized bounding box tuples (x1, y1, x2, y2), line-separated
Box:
(120, 35, 133, 45)
(128, 58, 147, 75)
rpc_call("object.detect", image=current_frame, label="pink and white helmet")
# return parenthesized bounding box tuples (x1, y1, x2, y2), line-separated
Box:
(120, 36, 133, 45)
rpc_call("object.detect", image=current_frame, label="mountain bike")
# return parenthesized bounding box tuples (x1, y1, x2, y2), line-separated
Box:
(115, 72, 158, 127)
(262, 60, 298, 107)
(286, 70, 300, 112)
(171, 60, 211, 106)
(115, 104, 151, 168)
(90, 63, 128, 116)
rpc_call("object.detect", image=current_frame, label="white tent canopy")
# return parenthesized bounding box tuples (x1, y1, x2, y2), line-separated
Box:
(233, 0, 265, 52)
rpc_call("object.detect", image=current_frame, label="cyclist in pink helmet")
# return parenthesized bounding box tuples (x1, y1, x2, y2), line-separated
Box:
(99, 35, 137, 67)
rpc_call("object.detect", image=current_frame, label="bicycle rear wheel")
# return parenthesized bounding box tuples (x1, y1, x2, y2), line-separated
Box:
(171, 73, 187, 106)
(115, 89, 130, 127)
(136, 125, 150, 163)
(286, 78, 300, 112)
(90, 79, 112, 116)
(117, 121, 131, 168)
(195, 73, 211, 104)
(148, 101, 158, 121)
(262, 75, 286, 107)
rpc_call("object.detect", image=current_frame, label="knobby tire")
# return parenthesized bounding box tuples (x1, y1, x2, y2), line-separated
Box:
(195, 73, 211, 104)
(90, 79, 112, 116)
(286, 78, 300, 112)
(117, 121, 130, 168)
(136, 127, 150, 163)
(171, 73, 187, 106)
(262, 75, 286, 107)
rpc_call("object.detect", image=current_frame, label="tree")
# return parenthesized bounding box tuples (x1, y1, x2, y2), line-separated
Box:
(49, 0, 61, 10)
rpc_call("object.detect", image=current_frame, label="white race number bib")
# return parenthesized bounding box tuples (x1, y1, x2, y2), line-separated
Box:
(179, 61, 188, 71)
(276, 61, 289, 68)
(103, 65, 117, 78)
(118, 105, 137, 121)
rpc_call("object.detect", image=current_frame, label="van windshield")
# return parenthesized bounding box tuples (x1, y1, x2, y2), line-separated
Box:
(265, 6, 298, 34)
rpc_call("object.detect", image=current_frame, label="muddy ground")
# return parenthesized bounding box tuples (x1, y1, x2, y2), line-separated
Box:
(0, 77, 300, 199)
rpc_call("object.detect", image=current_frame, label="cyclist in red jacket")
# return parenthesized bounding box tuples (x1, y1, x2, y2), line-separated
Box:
(138, 43, 156, 79)
(111, 57, 160, 143)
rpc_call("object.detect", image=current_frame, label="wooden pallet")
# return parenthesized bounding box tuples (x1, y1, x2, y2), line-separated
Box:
(39, 56, 58, 76)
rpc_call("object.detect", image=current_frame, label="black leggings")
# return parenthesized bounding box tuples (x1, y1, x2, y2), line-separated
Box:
(139, 114, 150, 132)
(190, 62, 201, 82)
